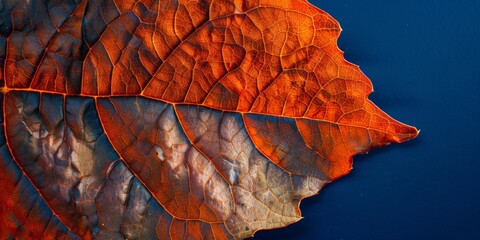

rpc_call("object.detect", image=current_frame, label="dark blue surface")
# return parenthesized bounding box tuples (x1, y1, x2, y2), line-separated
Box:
(254, 0, 480, 239)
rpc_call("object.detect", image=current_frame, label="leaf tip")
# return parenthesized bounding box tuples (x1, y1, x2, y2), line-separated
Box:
(392, 124, 419, 143)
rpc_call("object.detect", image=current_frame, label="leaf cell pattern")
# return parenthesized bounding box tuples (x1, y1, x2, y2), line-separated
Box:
(0, 0, 418, 239)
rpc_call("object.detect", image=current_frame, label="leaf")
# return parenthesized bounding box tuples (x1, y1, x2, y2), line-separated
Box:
(0, 0, 418, 239)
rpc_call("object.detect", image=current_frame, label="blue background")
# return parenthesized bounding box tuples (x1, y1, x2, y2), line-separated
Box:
(254, 0, 480, 239)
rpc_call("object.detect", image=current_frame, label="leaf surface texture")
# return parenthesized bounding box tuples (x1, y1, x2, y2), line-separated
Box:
(0, 0, 417, 238)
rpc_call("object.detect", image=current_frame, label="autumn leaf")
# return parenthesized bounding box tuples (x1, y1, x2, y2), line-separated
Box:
(0, 0, 418, 239)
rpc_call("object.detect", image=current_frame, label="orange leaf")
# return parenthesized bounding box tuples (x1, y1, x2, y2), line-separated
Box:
(0, 0, 417, 238)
